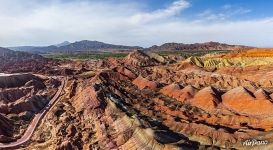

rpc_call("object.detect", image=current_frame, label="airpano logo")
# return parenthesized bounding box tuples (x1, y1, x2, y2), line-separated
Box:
(242, 139, 268, 146)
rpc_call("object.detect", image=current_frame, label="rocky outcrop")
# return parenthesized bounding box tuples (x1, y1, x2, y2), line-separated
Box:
(0, 47, 56, 73)
(0, 74, 42, 88)
(0, 114, 14, 143)
(55, 140, 77, 150)
(190, 87, 221, 113)
(25, 79, 46, 90)
(10, 95, 49, 114)
(160, 84, 196, 102)
(0, 114, 13, 136)
(0, 88, 32, 103)
(114, 66, 136, 79)
(222, 87, 273, 117)
(123, 50, 160, 67)
(72, 86, 105, 113)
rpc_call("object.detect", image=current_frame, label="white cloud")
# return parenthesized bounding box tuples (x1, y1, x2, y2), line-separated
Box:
(198, 5, 252, 22)
(0, 0, 272, 47)
(130, 0, 190, 24)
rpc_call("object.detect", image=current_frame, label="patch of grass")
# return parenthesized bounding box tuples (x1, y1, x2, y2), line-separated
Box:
(43, 52, 128, 60)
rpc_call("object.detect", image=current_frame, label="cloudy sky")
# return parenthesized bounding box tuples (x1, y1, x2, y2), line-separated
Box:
(0, 0, 273, 47)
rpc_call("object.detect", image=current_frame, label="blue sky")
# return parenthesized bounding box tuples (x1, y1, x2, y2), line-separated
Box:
(149, 0, 272, 17)
(0, 0, 273, 47)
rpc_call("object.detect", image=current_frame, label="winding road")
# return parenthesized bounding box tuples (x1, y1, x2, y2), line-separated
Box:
(0, 77, 65, 149)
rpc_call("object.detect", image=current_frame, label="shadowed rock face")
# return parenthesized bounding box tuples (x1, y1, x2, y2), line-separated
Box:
(0, 74, 43, 88)
(17, 49, 273, 149)
(0, 114, 14, 142)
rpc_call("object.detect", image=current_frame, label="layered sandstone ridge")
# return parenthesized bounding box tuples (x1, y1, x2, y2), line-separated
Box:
(189, 48, 273, 69)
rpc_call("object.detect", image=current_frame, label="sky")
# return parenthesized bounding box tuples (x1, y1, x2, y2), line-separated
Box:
(0, 0, 273, 47)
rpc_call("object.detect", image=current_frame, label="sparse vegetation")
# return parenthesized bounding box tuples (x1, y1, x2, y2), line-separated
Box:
(42, 50, 230, 60)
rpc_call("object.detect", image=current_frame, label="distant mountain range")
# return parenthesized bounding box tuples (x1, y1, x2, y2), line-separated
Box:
(8, 40, 143, 54)
(146, 41, 250, 51)
(8, 40, 250, 54)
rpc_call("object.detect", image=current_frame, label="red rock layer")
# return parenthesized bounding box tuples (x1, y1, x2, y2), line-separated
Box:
(132, 75, 158, 90)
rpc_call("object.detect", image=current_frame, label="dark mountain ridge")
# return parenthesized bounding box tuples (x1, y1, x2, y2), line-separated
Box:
(8, 40, 143, 54)
(0, 47, 43, 59)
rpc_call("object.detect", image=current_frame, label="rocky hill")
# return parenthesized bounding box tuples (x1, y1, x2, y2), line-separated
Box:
(146, 41, 250, 51)
(58, 40, 142, 52)
(0, 47, 43, 59)
(0, 47, 54, 73)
